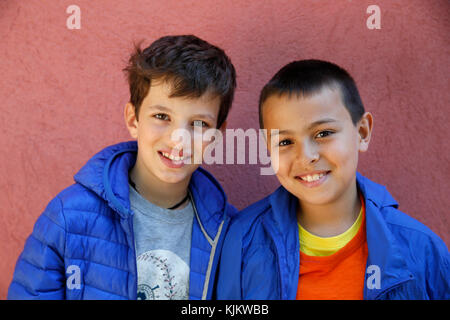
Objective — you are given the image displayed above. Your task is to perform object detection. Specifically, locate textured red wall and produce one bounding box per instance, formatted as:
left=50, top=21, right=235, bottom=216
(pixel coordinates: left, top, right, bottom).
left=0, top=0, right=448, bottom=299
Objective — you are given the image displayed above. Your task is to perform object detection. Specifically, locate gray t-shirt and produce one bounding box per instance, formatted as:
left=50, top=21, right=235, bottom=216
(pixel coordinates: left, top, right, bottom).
left=129, top=184, right=194, bottom=300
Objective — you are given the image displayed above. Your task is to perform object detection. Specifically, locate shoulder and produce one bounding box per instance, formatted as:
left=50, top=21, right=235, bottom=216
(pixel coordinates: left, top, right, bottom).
left=382, top=206, right=450, bottom=298
left=227, top=195, right=273, bottom=248
left=20, top=183, right=101, bottom=258
left=382, top=206, right=449, bottom=258
left=359, top=173, right=449, bottom=294
left=232, top=195, right=271, bottom=226
left=358, top=173, right=448, bottom=255
left=44, top=183, right=118, bottom=235
left=56, top=183, right=110, bottom=215
left=190, top=167, right=237, bottom=218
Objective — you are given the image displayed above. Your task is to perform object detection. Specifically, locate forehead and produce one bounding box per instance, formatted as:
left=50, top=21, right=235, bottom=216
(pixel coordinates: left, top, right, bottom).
left=262, top=87, right=352, bottom=129
left=142, top=81, right=221, bottom=115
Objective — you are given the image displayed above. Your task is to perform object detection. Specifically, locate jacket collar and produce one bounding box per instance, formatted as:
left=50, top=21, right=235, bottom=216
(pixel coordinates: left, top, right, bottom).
left=73, top=141, right=229, bottom=238
left=356, top=173, right=414, bottom=299
left=265, top=173, right=413, bottom=299
left=266, top=185, right=300, bottom=300
left=189, top=167, right=229, bottom=239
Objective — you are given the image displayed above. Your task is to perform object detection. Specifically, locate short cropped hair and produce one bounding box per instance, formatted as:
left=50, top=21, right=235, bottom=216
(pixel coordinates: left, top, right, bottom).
left=259, top=59, right=365, bottom=128
left=123, top=35, right=236, bottom=128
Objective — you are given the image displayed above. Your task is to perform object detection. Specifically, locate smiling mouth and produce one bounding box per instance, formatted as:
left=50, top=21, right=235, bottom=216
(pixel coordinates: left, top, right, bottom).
left=159, top=151, right=187, bottom=162
left=295, top=171, right=331, bottom=183
left=298, top=172, right=326, bottom=182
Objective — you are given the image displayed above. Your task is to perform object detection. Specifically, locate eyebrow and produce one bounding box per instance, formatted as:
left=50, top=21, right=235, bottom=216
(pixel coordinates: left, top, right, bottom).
left=271, top=129, right=293, bottom=137
left=271, top=118, right=338, bottom=136
left=307, top=118, right=338, bottom=130
left=148, top=105, right=216, bottom=122
left=191, top=114, right=216, bottom=122
left=148, top=105, right=172, bottom=112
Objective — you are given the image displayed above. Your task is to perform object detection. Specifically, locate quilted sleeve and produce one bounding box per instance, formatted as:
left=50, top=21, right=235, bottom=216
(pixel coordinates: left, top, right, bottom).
left=7, top=196, right=67, bottom=299
left=426, top=235, right=450, bottom=300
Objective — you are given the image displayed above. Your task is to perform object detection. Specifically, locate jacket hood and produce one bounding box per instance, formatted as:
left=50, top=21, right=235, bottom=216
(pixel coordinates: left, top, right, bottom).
left=73, top=141, right=230, bottom=235
left=74, top=141, right=137, bottom=217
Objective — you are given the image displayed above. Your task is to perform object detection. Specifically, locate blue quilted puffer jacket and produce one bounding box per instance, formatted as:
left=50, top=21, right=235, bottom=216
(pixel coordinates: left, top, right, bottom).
left=8, top=141, right=237, bottom=300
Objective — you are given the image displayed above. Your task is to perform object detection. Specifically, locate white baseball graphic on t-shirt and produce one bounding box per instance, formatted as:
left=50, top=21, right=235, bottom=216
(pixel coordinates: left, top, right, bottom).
left=136, top=249, right=189, bottom=300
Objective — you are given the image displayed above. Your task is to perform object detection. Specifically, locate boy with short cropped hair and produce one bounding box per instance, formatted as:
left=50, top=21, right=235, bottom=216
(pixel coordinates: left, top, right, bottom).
left=8, top=35, right=237, bottom=300
left=216, top=60, right=449, bottom=300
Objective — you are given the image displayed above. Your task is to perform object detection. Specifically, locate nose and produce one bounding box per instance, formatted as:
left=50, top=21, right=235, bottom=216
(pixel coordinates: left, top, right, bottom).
left=296, top=140, right=319, bottom=165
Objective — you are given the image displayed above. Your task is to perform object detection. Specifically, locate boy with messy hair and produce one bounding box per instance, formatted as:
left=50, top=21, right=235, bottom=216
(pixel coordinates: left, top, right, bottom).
left=8, top=35, right=237, bottom=300
left=216, top=60, right=449, bottom=299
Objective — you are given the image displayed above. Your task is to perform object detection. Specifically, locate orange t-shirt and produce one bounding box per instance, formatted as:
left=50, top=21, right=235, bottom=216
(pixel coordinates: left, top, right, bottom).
left=296, top=204, right=368, bottom=300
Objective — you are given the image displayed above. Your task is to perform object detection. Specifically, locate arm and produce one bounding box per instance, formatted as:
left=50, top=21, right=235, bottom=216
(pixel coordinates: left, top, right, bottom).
left=215, top=217, right=243, bottom=299
left=8, top=196, right=67, bottom=299
left=216, top=211, right=281, bottom=300
left=427, top=236, right=450, bottom=300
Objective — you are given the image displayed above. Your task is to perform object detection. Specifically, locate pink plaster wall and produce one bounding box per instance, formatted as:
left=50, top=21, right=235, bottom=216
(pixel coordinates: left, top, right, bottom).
left=0, top=0, right=448, bottom=299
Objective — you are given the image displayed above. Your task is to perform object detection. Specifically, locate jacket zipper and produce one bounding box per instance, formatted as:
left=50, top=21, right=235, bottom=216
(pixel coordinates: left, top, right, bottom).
left=128, top=214, right=138, bottom=300
left=189, top=190, right=222, bottom=300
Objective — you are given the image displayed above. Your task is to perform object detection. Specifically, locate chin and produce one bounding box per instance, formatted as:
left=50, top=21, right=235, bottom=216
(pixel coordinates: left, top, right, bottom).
left=156, top=166, right=197, bottom=185
left=156, top=173, right=189, bottom=185
left=301, top=196, right=337, bottom=207
left=288, top=187, right=338, bottom=207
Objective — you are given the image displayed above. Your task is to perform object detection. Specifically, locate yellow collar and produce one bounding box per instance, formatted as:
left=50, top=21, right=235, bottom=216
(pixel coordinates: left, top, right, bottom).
left=298, top=205, right=364, bottom=257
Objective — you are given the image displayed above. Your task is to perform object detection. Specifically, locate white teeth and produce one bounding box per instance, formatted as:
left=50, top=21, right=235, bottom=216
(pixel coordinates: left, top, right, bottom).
left=300, top=173, right=325, bottom=182
left=162, top=152, right=184, bottom=161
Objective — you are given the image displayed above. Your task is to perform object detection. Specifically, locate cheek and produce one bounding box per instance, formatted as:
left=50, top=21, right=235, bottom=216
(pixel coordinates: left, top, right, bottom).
left=141, top=123, right=171, bottom=147
left=324, top=136, right=359, bottom=172
left=138, top=121, right=159, bottom=137
left=274, top=152, right=294, bottom=178
left=200, top=138, right=213, bottom=152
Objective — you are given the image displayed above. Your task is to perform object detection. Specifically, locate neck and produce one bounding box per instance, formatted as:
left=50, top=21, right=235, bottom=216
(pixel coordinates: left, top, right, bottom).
left=129, top=161, right=190, bottom=210
left=297, top=181, right=361, bottom=237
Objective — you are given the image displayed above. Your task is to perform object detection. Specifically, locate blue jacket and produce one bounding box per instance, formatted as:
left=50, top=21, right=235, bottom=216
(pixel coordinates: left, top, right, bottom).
left=216, top=173, right=449, bottom=300
left=8, top=141, right=237, bottom=300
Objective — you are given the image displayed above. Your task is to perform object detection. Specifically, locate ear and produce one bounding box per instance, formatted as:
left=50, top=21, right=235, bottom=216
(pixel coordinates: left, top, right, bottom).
left=124, top=102, right=139, bottom=139
left=357, top=112, right=373, bottom=152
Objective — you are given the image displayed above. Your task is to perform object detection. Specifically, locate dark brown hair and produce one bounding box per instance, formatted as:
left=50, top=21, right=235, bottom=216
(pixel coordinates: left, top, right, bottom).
left=259, top=59, right=365, bottom=128
left=123, top=35, right=236, bottom=128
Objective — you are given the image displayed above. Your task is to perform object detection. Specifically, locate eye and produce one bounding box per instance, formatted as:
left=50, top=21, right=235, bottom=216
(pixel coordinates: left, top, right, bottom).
left=154, top=113, right=169, bottom=121
left=315, top=130, right=333, bottom=138
left=279, top=139, right=292, bottom=147
left=192, top=120, right=209, bottom=128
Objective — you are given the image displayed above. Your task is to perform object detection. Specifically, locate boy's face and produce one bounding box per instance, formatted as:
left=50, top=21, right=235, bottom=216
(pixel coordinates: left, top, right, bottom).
left=125, top=81, right=222, bottom=185
left=262, top=86, right=372, bottom=207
